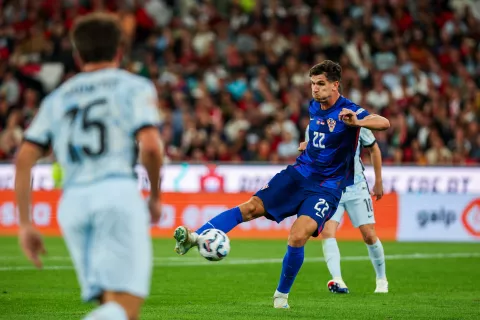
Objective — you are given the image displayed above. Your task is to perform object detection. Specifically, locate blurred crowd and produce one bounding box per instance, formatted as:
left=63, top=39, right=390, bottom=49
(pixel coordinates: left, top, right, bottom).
left=0, top=0, right=479, bottom=165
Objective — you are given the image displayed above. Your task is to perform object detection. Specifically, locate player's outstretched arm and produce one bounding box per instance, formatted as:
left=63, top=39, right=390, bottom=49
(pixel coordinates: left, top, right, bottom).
left=339, top=109, right=390, bottom=131
left=366, top=142, right=384, bottom=200
left=357, top=114, right=390, bottom=131
left=137, top=127, right=164, bottom=223
left=15, top=142, right=48, bottom=268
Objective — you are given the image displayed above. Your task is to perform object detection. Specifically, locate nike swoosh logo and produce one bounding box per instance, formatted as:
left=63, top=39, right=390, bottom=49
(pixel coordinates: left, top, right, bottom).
left=368, top=215, right=373, bottom=218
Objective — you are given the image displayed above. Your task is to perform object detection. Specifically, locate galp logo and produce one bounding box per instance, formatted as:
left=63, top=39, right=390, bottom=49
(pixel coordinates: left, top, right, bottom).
left=461, top=199, right=480, bottom=237
left=417, top=207, right=456, bottom=228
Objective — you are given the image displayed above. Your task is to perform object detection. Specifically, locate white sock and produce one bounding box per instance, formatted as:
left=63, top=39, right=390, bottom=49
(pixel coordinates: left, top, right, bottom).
left=366, top=239, right=386, bottom=279
left=274, top=289, right=288, bottom=298
left=322, top=238, right=342, bottom=279
left=83, top=301, right=128, bottom=320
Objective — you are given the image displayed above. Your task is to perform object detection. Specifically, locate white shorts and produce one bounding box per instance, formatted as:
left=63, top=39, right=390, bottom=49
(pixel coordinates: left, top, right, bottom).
left=330, top=181, right=375, bottom=228
left=58, top=179, right=152, bottom=302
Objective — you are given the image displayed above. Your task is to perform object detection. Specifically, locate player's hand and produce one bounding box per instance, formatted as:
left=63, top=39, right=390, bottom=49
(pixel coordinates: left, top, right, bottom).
left=148, top=197, right=162, bottom=224
left=298, top=141, right=307, bottom=152
left=19, top=225, right=47, bottom=269
left=371, top=181, right=384, bottom=201
left=339, top=108, right=359, bottom=126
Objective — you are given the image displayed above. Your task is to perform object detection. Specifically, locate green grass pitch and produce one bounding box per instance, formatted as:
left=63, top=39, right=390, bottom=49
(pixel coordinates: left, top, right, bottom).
left=0, top=236, right=479, bottom=319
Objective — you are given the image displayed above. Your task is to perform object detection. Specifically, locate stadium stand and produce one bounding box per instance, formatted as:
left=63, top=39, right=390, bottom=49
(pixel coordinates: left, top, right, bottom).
left=0, top=0, right=479, bottom=165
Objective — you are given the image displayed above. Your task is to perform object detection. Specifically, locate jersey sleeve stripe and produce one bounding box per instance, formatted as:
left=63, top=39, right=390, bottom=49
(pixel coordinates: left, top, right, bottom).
left=363, top=140, right=377, bottom=148
left=133, top=124, right=158, bottom=137
left=23, top=137, right=51, bottom=151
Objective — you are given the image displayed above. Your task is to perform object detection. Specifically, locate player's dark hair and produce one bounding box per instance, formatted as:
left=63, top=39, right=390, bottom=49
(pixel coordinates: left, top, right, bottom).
left=309, top=60, right=342, bottom=83
left=70, top=12, right=122, bottom=63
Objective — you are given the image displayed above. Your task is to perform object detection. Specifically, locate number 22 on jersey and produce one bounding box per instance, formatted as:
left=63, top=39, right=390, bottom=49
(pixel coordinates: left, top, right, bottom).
left=312, top=132, right=325, bottom=148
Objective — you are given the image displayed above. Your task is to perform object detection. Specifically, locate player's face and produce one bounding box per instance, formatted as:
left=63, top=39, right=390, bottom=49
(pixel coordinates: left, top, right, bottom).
left=310, top=74, right=339, bottom=103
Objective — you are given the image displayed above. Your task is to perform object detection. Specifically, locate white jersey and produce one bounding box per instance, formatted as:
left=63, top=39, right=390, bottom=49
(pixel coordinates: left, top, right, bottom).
left=304, top=126, right=376, bottom=187
left=352, top=127, right=376, bottom=186
left=24, top=68, right=160, bottom=189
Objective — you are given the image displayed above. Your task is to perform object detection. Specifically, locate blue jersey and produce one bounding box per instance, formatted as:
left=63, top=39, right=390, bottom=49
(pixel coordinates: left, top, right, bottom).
left=294, top=96, right=370, bottom=191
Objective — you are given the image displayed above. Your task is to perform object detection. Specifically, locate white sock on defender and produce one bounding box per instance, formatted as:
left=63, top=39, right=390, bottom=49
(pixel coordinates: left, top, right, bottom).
left=83, top=302, right=128, bottom=320
left=322, top=238, right=342, bottom=279
left=366, top=239, right=386, bottom=279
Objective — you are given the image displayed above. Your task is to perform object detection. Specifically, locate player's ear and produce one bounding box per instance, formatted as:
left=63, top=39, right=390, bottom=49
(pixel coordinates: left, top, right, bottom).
left=333, top=81, right=340, bottom=92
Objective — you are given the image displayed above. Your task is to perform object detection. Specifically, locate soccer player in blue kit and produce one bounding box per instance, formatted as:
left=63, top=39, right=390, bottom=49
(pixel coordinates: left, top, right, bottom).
left=173, top=60, right=390, bottom=308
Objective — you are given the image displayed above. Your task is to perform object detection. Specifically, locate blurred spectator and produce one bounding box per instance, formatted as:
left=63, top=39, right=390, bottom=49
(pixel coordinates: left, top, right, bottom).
left=366, top=75, right=390, bottom=111
left=0, top=0, right=478, bottom=166
left=0, top=70, right=20, bottom=106
left=426, top=134, right=453, bottom=165
left=0, top=110, right=23, bottom=159
left=277, top=130, right=299, bottom=161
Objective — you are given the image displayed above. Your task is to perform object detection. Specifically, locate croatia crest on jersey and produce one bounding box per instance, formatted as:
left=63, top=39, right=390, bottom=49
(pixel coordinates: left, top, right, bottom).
left=327, top=118, right=336, bottom=132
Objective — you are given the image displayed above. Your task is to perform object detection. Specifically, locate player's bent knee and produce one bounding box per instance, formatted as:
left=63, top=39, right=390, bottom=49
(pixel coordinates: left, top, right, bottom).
left=288, top=232, right=309, bottom=247
left=361, top=230, right=377, bottom=245
left=239, top=197, right=265, bottom=221
left=288, top=215, right=318, bottom=247
left=288, top=234, right=305, bottom=247
left=359, top=224, right=377, bottom=245
left=102, top=291, right=144, bottom=320
left=363, top=233, right=377, bottom=245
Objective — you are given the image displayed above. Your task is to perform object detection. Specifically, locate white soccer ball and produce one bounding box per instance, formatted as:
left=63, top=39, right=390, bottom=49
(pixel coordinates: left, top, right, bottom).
left=197, top=229, right=231, bottom=261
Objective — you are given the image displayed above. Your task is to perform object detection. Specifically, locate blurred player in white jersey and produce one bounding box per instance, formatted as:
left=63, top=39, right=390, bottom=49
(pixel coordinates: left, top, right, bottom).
left=15, top=13, right=163, bottom=320
left=299, top=126, right=388, bottom=293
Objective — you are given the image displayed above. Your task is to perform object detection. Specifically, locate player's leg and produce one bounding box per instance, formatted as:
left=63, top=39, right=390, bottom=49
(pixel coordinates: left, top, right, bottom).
left=81, top=180, right=152, bottom=320
left=174, top=196, right=266, bottom=254
left=57, top=192, right=93, bottom=307
left=57, top=191, right=130, bottom=319
left=358, top=223, right=388, bottom=293
left=174, top=166, right=300, bottom=255
left=274, top=189, right=341, bottom=308
left=274, top=215, right=317, bottom=308
left=83, top=292, right=143, bottom=320
left=345, top=192, right=388, bottom=293
left=321, top=213, right=349, bottom=294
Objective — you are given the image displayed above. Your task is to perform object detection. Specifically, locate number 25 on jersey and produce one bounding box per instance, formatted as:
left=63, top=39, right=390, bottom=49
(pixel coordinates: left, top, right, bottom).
left=65, top=99, right=108, bottom=163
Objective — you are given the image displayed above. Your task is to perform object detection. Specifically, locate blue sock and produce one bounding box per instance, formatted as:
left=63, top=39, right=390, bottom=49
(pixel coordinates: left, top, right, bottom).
left=277, top=245, right=305, bottom=294
left=195, top=207, right=243, bottom=235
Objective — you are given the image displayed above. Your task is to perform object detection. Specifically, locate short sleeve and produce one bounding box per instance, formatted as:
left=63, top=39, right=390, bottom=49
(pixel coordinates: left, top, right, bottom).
left=131, top=81, right=161, bottom=136
left=23, top=100, right=52, bottom=151
left=359, top=127, right=376, bottom=147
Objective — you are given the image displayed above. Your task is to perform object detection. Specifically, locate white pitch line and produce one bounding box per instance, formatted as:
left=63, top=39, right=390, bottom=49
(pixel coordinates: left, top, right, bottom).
left=0, top=252, right=479, bottom=271
left=0, top=256, right=200, bottom=262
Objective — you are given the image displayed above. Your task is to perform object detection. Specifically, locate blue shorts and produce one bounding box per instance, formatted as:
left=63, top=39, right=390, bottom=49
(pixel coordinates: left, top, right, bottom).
left=254, top=165, right=343, bottom=237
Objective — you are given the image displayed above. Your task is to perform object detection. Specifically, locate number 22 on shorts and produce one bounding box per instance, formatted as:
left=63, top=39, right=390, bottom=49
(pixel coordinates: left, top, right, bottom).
left=314, top=198, right=329, bottom=218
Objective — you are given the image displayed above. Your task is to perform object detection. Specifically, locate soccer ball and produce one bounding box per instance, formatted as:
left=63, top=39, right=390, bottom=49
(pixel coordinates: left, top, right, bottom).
left=197, top=229, right=230, bottom=261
